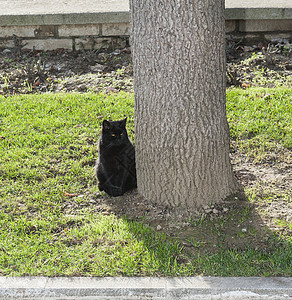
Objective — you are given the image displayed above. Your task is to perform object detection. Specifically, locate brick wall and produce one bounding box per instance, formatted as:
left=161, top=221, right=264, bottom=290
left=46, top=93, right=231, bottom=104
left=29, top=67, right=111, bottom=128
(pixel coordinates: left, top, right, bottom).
left=0, top=18, right=291, bottom=51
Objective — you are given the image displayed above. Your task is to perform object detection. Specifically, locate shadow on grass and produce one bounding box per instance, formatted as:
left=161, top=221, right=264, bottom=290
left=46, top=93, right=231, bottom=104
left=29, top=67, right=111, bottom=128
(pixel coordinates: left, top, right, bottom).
left=101, top=188, right=292, bottom=276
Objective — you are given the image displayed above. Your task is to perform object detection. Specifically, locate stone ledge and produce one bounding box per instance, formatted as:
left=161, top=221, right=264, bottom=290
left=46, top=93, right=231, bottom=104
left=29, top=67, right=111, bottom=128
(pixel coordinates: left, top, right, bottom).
left=0, top=4, right=291, bottom=50
left=0, top=12, right=130, bottom=27
left=239, top=19, right=292, bottom=32
left=1, top=8, right=292, bottom=27
left=225, top=7, right=292, bottom=20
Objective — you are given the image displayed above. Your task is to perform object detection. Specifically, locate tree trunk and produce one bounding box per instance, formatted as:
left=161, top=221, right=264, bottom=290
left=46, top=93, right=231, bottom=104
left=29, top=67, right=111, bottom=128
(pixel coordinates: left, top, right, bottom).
left=130, top=0, right=239, bottom=209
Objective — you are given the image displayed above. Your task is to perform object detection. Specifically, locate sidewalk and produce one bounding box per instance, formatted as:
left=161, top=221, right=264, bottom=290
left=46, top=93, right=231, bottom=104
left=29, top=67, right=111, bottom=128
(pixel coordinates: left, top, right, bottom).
left=0, top=0, right=291, bottom=16
left=0, top=276, right=291, bottom=299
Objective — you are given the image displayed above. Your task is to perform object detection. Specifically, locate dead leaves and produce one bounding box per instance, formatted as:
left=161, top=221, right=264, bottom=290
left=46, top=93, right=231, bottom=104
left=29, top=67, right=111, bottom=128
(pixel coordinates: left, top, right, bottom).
left=64, top=192, right=78, bottom=198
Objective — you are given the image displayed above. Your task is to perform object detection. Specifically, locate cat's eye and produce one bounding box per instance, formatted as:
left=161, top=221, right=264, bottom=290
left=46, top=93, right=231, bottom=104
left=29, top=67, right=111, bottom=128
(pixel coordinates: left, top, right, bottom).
left=111, top=134, right=116, bottom=137
left=120, top=133, right=124, bottom=136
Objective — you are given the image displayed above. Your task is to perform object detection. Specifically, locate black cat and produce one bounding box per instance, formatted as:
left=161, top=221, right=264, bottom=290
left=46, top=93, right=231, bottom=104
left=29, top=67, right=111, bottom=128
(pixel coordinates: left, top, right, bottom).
left=95, top=118, right=137, bottom=197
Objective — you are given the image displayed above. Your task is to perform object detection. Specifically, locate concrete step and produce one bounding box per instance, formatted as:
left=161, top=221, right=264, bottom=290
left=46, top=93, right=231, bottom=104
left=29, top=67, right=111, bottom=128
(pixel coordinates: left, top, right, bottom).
left=0, top=276, right=291, bottom=299
left=0, top=1, right=291, bottom=54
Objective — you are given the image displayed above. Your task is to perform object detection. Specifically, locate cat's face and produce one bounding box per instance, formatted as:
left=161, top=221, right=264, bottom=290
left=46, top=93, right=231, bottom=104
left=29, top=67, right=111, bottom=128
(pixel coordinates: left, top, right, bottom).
left=102, top=118, right=128, bottom=145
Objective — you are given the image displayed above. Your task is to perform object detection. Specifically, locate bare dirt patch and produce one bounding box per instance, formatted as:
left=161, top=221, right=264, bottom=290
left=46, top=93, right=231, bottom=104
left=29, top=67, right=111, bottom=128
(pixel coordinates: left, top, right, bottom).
left=0, top=47, right=133, bottom=95
left=1, top=39, right=291, bottom=95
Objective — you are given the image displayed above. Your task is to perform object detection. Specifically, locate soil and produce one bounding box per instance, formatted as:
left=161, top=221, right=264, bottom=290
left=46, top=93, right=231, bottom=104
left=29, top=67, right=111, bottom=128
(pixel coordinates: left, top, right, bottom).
left=1, top=39, right=291, bottom=253
left=0, top=47, right=133, bottom=95
left=1, top=39, right=291, bottom=95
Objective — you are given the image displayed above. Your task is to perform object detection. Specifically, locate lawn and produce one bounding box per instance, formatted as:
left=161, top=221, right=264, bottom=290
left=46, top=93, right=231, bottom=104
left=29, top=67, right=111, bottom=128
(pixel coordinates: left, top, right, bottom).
left=0, top=89, right=291, bottom=276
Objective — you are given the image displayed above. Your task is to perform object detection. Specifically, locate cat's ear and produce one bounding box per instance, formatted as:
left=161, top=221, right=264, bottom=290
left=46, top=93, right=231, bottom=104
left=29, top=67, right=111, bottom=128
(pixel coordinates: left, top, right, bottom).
left=120, top=118, right=127, bottom=128
left=102, top=120, right=112, bottom=130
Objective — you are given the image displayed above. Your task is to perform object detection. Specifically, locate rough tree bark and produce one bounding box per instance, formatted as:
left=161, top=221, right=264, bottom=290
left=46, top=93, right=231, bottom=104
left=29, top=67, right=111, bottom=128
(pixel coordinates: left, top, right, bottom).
left=130, top=0, right=239, bottom=209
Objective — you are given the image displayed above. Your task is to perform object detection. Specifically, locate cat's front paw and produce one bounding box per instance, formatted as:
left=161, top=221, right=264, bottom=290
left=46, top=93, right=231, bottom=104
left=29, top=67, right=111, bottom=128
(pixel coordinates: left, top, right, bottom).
left=98, top=184, right=104, bottom=191
left=110, top=190, right=123, bottom=197
left=106, top=186, right=123, bottom=197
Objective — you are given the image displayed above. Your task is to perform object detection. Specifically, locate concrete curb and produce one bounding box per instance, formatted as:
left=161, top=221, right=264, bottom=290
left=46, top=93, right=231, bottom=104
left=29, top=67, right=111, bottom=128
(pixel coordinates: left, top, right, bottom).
left=1, top=8, right=292, bottom=27
left=0, top=277, right=291, bottom=299
left=0, top=0, right=292, bottom=27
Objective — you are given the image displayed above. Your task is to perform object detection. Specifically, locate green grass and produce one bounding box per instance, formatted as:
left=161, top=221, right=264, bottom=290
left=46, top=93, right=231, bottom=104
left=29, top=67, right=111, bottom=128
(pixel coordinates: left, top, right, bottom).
left=227, top=87, right=292, bottom=162
left=0, top=89, right=291, bottom=276
left=0, top=213, right=183, bottom=276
